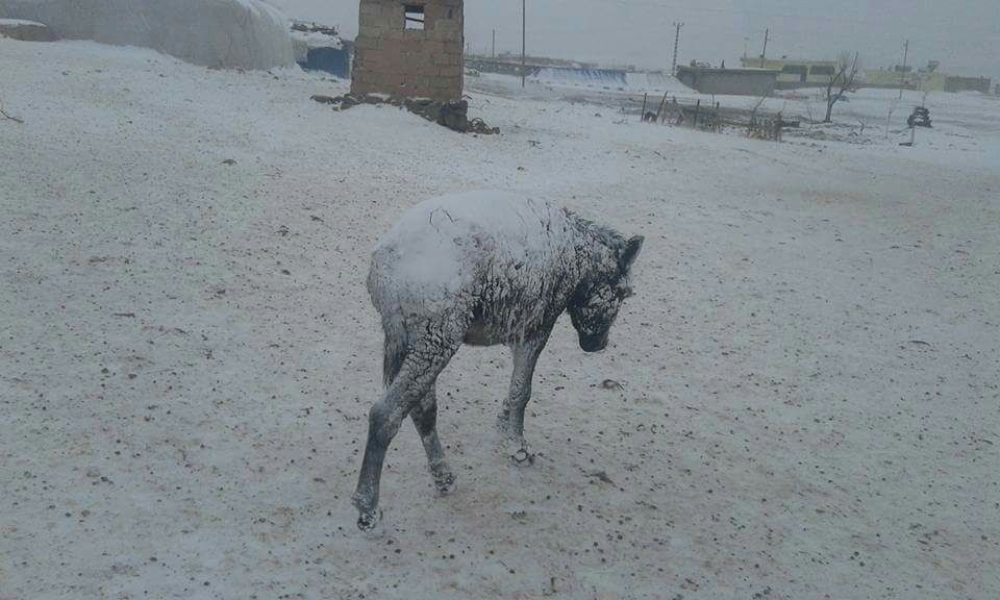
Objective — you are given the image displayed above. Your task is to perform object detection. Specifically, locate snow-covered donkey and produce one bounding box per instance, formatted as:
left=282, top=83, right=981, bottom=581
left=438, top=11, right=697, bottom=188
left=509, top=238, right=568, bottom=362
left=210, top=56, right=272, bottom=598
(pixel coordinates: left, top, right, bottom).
left=353, top=191, right=643, bottom=530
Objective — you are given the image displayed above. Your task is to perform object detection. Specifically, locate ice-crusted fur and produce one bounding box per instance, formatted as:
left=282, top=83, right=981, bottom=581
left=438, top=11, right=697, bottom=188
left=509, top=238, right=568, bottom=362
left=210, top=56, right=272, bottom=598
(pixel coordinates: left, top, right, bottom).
left=353, top=190, right=643, bottom=531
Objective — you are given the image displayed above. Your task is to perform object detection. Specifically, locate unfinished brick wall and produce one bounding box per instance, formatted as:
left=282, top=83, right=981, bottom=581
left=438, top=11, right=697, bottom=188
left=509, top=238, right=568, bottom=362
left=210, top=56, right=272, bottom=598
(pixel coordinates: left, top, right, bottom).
left=351, top=0, right=464, bottom=101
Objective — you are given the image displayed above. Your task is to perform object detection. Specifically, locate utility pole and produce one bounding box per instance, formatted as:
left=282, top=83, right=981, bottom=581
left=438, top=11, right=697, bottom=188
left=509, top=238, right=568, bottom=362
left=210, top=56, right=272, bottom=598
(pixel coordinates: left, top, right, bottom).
left=492, top=29, right=496, bottom=60
left=760, top=28, right=769, bottom=68
left=521, top=0, right=526, bottom=87
left=743, top=37, right=749, bottom=61
left=671, top=22, right=683, bottom=76
left=898, top=39, right=909, bottom=99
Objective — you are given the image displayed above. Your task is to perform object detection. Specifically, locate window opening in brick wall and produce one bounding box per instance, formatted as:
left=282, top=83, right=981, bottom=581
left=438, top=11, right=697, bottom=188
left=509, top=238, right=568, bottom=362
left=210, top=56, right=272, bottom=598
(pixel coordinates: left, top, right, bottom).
left=404, top=5, right=425, bottom=30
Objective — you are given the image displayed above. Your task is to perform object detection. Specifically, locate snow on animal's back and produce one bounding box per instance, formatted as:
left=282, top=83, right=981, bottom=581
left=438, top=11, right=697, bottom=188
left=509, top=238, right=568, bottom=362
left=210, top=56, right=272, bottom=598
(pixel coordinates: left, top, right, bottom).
left=371, top=191, right=575, bottom=309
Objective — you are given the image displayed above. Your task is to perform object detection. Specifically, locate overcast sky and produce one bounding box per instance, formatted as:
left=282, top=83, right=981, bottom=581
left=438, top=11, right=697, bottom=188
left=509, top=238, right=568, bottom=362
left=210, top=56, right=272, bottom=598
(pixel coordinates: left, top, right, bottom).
left=270, top=0, right=999, bottom=78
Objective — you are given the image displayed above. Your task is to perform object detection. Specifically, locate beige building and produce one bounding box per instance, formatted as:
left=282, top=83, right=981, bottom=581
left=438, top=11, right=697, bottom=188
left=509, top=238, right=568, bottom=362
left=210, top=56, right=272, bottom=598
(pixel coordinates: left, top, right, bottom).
left=351, top=0, right=464, bottom=101
left=739, top=57, right=839, bottom=88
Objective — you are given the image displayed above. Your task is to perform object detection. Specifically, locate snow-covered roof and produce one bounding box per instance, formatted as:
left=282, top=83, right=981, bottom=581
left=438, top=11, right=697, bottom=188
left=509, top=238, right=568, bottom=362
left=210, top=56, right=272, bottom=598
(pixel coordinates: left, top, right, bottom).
left=0, top=18, right=47, bottom=27
left=290, top=28, right=343, bottom=50
left=289, top=23, right=343, bottom=50
left=0, top=0, right=295, bottom=70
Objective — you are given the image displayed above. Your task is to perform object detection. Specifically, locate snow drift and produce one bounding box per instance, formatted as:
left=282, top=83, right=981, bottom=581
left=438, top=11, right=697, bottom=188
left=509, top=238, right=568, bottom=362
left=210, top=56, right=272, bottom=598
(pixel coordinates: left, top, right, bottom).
left=0, top=0, right=294, bottom=69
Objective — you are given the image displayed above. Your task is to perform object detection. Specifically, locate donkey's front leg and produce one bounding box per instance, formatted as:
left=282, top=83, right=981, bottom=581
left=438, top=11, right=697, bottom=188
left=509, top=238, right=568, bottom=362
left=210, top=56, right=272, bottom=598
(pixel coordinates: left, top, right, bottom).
left=498, top=332, right=550, bottom=465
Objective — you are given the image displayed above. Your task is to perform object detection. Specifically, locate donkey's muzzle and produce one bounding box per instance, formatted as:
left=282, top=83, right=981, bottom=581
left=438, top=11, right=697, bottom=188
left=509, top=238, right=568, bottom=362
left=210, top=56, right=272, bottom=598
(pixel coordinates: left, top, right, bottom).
left=579, top=333, right=608, bottom=353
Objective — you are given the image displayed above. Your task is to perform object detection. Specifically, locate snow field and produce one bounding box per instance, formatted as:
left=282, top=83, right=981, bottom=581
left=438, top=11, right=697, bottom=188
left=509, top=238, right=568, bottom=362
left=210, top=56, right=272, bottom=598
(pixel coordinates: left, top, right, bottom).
left=1, top=39, right=998, bottom=599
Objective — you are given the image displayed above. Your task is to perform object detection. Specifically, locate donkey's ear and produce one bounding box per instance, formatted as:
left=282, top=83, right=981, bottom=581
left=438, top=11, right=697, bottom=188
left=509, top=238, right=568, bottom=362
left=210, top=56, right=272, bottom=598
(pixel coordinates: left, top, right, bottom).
left=619, top=235, right=644, bottom=272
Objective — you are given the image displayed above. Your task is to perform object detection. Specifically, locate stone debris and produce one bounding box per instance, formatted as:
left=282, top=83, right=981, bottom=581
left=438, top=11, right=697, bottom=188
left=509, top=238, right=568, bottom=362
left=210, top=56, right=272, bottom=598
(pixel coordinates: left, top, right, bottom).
left=311, top=93, right=498, bottom=134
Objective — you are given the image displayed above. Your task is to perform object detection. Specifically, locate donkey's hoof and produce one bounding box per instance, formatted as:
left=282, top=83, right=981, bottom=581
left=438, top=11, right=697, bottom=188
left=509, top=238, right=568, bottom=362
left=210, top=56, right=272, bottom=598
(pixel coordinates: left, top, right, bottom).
left=502, top=437, right=535, bottom=466
left=511, top=447, right=535, bottom=466
left=356, top=509, right=382, bottom=532
left=503, top=439, right=535, bottom=466
left=433, top=470, right=457, bottom=494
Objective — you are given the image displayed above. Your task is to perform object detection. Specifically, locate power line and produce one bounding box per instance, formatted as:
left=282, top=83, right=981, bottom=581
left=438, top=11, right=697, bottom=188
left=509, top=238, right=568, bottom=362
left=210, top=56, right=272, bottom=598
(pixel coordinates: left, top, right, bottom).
left=476, top=18, right=917, bottom=68
left=671, top=22, right=683, bottom=76
left=547, top=0, right=876, bottom=26
left=474, top=0, right=959, bottom=72
left=521, top=0, right=527, bottom=88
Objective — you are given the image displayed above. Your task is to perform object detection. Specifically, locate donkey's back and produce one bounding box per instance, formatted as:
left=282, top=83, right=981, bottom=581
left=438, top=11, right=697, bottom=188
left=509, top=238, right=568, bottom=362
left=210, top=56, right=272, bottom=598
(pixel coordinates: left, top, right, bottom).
left=367, top=190, right=576, bottom=323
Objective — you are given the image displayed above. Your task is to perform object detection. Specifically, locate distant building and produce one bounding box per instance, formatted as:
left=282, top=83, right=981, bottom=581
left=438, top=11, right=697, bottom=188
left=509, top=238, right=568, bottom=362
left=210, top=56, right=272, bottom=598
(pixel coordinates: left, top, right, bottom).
left=864, top=68, right=942, bottom=91
left=739, top=57, right=839, bottom=88
left=676, top=65, right=777, bottom=96
left=864, top=69, right=991, bottom=93
left=351, top=0, right=464, bottom=101
left=741, top=56, right=993, bottom=94
left=943, top=75, right=992, bottom=94
left=291, top=22, right=351, bottom=78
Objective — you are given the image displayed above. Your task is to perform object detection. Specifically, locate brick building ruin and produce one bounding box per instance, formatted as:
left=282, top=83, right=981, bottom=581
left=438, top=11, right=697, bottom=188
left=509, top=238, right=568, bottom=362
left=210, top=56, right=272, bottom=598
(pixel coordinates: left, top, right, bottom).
left=351, top=0, right=464, bottom=101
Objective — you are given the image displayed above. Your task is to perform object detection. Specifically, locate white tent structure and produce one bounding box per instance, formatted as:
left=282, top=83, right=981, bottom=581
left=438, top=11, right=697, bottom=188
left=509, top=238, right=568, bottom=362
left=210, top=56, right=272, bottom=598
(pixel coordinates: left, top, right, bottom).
left=0, top=0, right=295, bottom=70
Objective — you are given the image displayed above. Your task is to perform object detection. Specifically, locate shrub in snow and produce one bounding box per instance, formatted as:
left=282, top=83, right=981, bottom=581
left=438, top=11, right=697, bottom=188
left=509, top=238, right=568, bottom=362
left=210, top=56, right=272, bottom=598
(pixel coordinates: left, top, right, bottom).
left=0, top=0, right=294, bottom=69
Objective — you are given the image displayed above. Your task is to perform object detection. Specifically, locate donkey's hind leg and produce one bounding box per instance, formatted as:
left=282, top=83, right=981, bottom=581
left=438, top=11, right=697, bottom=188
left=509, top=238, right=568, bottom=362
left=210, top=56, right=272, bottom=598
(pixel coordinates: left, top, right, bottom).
left=352, top=342, right=458, bottom=531
left=411, top=383, right=456, bottom=494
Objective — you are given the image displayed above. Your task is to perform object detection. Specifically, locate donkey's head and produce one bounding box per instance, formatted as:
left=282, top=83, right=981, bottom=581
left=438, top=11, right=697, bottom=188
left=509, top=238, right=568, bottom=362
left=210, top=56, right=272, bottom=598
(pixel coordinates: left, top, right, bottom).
left=568, top=234, right=644, bottom=352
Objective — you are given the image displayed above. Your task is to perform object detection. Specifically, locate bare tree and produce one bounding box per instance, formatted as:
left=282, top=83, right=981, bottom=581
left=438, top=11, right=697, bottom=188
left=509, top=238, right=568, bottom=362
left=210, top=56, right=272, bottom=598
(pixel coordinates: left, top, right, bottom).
left=823, top=52, right=860, bottom=123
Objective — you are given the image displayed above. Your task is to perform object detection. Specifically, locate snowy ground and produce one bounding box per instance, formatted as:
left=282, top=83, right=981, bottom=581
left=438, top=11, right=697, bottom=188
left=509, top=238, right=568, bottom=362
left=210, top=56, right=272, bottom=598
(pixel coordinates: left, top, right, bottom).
left=472, top=70, right=1000, bottom=151
left=2, top=39, right=999, bottom=600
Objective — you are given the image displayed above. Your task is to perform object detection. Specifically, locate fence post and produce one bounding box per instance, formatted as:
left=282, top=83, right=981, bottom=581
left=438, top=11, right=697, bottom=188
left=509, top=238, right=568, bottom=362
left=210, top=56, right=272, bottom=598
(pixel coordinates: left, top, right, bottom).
left=641, top=93, right=648, bottom=122
left=694, top=99, right=700, bottom=128
left=655, top=91, right=669, bottom=122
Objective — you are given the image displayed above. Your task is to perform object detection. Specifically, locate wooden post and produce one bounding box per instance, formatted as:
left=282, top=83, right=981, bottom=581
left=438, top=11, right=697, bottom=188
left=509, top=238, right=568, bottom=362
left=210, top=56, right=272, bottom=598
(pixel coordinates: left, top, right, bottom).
left=655, top=90, right=669, bottom=122
left=641, top=93, right=648, bottom=121
left=760, top=28, right=769, bottom=69
left=521, top=0, right=526, bottom=88
left=898, top=39, right=908, bottom=100
left=694, top=99, right=700, bottom=128
left=671, top=22, right=684, bottom=76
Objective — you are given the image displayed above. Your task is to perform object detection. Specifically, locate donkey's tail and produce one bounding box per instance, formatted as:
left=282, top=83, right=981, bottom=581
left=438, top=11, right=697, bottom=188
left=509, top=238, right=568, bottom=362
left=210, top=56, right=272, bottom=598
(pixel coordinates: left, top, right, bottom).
left=368, top=250, right=408, bottom=388
left=381, top=316, right=408, bottom=388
